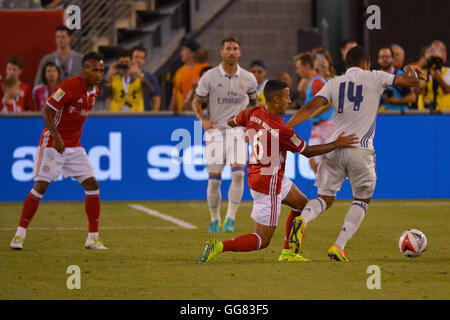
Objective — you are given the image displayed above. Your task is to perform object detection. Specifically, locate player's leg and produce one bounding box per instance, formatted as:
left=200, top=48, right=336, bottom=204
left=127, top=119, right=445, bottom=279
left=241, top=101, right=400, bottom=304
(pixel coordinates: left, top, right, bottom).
left=198, top=186, right=279, bottom=263
left=205, top=130, right=226, bottom=233
left=329, top=149, right=376, bottom=261
left=207, top=172, right=223, bottom=233
left=68, top=147, right=106, bottom=249
left=223, top=128, right=247, bottom=232
left=280, top=178, right=308, bottom=252
left=223, top=164, right=245, bottom=232
left=300, top=150, right=344, bottom=227
left=10, top=180, right=50, bottom=249
left=11, top=146, right=62, bottom=249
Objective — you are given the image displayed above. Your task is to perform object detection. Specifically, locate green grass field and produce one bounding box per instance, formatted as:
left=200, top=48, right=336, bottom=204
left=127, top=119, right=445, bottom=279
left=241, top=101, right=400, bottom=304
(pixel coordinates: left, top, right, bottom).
left=1, top=200, right=449, bottom=300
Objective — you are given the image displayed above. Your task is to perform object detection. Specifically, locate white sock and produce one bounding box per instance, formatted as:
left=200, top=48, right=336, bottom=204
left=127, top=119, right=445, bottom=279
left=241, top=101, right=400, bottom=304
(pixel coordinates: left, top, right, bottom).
left=15, top=226, right=27, bottom=239
left=207, top=176, right=222, bottom=222
left=88, top=232, right=99, bottom=240
left=301, top=197, right=327, bottom=226
left=226, top=169, right=245, bottom=220
left=335, top=201, right=368, bottom=250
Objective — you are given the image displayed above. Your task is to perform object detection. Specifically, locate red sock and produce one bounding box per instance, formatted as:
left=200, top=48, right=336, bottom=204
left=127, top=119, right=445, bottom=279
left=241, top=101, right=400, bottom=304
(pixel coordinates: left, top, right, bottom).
left=85, top=191, right=100, bottom=233
left=283, top=209, right=301, bottom=249
left=223, top=233, right=261, bottom=252
left=18, top=190, right=43, bottom=229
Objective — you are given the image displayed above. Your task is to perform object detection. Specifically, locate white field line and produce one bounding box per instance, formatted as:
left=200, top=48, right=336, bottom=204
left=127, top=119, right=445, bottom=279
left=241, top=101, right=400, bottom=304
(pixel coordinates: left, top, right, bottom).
left=128, top=204, right=197, bottom=229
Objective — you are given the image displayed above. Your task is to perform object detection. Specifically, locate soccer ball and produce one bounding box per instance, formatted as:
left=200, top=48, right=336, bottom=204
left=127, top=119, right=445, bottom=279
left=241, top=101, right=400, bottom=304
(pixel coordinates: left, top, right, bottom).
left=399, top=229, right=428, bottom=258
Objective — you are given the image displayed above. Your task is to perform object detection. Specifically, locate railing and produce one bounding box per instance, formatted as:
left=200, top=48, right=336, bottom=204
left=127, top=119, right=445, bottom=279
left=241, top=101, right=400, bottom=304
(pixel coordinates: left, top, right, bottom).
left=61, top=0, right=139, bottom=54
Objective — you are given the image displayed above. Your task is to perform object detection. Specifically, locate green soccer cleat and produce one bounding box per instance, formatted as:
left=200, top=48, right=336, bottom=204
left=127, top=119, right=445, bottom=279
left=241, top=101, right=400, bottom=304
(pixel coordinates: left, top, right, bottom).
left=10, top=235, right=24, bottom=250
left=278, top=249, right=311, bottom=262
left=85, top=238, right=108, bottom=250
left=289, top=216, right=305, bottom=254
left=198, top=238, right=223, bottom=264
left=208, top=220, right=221, bottom=233
left=222, top=217, right=235, bottom=233
left=328, top=244, right=349, bottom=262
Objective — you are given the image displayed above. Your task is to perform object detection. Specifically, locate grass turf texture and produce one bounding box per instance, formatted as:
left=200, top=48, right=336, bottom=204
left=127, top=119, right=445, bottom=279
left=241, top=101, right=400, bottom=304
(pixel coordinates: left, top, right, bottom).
left=0, top=200, right=449, bottom=300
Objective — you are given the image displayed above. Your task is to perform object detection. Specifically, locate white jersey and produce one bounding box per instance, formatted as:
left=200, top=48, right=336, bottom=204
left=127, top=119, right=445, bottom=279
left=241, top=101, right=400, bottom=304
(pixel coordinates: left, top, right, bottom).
left=316, top=67, right=395, bottom=150
left=195, top=63, right=258, bottom=130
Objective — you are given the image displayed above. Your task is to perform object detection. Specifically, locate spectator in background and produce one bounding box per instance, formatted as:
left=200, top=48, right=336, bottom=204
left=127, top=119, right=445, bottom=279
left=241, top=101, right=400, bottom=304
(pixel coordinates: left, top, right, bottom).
left=418, top=46, right=450, bottom=111
left=391, top=44, right=405, bottom=71
left=34, top=26, right=83, bottom=85
left=131, top=45, right=161, bottom=111
left=32, top=61, right=60, bottom=111
left=249, top=59, right=268, bottom=106
left=184, top=65, right=213, bottom=111
left=169, top=39, right=209, bottom=112
left=313, top=48, right=336, bottom=80
left=431, top=40, right=447, bottom=66
left=334, top=39, right=357, bottom=75
left=0, top=56, right=33, bottom=111
left=1, top=78, right=22, bottom=113
left=412, top=46, right=428, bottom=69
left=102, top=49, right=153, bottom=112
left=0, top=0, right=40, bottom=8
left=277, top=71, right=299, bottom=109
left=294, top=52, right=333, bottom=173
left=378, top=47, right=416, bottom=111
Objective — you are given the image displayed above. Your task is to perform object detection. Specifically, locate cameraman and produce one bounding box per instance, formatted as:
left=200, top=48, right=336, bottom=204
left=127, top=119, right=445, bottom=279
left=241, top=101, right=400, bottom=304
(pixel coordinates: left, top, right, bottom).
left=418, top=46, right=450, bottom=111
left=378, top=47, right=416, bottom=111
left=102, top=49, right=154, bottom=112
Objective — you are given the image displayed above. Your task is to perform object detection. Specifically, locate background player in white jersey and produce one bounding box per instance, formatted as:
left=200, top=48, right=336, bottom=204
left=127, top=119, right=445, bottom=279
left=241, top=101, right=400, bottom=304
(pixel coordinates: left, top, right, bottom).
left=193, top=36, right=258, bottom=233
left=287, top=46, right=424, bottom=261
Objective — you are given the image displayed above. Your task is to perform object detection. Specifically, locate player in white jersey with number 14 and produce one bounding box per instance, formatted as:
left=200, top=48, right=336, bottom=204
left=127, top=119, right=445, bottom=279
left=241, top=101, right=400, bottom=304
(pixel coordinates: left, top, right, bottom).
left=287, top=46, right=423, bottom=261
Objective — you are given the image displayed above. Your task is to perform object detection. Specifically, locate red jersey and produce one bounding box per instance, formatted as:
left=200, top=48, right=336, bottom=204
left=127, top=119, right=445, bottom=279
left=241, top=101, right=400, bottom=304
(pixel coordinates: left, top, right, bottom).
left=0, top=80, right=32, bottom=111
left=39, top=76, right=98, bottom=148
left=234, top=107, right=306, bottom=195
left=1, top=97, right=23, bottom=113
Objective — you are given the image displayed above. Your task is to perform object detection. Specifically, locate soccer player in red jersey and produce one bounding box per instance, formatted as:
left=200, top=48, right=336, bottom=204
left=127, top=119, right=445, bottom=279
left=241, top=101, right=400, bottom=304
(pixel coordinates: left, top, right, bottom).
left=10, top=52, right=106, bottom=250
left=198, top=80, right=358, bottom=263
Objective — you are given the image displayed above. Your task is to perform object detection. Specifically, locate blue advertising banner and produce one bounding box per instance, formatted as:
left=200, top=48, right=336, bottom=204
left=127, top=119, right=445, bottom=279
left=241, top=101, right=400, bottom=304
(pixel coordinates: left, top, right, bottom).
left=0, top=114, right=449, bottom=201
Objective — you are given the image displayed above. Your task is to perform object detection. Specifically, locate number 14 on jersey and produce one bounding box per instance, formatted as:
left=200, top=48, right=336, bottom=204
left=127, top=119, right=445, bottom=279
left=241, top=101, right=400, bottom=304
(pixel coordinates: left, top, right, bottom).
left=338, top=81, right=364, bottom=113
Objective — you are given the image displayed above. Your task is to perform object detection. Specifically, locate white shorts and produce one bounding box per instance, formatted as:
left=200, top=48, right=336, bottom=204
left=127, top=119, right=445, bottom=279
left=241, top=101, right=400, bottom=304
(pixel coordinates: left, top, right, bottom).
left=33, top=147, right=96, bottom=183
left=308, top=120, right=334, bottom=162
left=250, top=176, right=293, bottom=227
left=204, top=127, right=248, bottom=173
left=315, top=148, right=376, bottom=199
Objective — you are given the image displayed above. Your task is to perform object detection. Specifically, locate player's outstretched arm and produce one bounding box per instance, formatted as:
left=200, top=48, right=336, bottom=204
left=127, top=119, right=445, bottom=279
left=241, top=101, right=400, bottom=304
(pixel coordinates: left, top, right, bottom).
left=286, top=96, right=328, bottom=128
left=393, top=65, right=424, bottom=88
left=301, top=132, right=358, bottom=158
left=41, top=104, right=65, bottom=154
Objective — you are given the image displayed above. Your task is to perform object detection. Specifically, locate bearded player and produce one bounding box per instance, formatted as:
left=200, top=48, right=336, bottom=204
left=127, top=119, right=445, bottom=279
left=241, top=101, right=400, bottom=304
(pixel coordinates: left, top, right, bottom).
left=10, top=52, right=107, bottom=250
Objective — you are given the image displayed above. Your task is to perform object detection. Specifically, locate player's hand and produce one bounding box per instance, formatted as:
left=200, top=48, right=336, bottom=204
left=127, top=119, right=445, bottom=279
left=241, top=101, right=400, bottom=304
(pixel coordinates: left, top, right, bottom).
left=53, top=135, right=65, bottom=154
left=334, top=132, right=359, bottom=149
left=201, top=119, right=216, bottom=131
left=404, top=65, right=425, bottom=81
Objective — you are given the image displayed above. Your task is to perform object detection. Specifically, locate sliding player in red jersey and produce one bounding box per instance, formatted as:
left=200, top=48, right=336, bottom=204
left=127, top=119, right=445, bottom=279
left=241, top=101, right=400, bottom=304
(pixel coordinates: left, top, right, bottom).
left=198, top=80, right=358, bottom=263
left=10, top=52, right=107, bottom=250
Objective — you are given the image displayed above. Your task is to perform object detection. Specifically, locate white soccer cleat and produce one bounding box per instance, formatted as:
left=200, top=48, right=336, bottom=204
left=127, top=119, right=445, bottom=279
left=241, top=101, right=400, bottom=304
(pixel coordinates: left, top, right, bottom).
left=10, top=235, right=24, bottom=250
left=85, top=238, right=108, bottom=250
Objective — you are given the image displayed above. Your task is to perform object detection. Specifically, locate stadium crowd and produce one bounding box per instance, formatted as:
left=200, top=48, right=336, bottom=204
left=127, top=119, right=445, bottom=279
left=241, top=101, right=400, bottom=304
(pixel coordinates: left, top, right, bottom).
left=1, top=25, right=449, bottom=114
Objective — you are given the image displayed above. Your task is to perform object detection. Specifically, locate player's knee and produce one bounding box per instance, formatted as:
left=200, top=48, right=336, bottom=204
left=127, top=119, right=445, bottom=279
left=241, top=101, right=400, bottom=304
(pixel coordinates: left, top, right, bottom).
left=318, top=194, right=335, bottom=209
left=231, top=167, right=245, bottom=187
left=82, top=177, right=99, bottom=191
left=33, top=180, right=50, bottom=195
